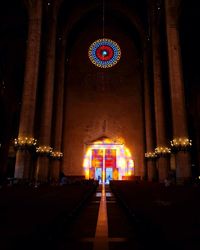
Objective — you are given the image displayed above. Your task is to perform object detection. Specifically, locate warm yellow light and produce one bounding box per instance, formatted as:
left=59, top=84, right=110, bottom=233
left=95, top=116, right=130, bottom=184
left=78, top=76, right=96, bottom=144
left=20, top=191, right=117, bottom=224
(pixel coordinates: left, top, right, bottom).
left=145, top=151, right=157, bottom=158
left=129, top=159, right=134, bottom=168
left=85, top=169, right=90, bottom=179
left=83, top=137, right=134, bottom=180
left=14, top=136, right=37, bottom=148
left=125, top=148, right=131, bottom=157
left=118, top=158, right=126, bottom=168
left=36, top=145, right=53, bottom=154
left=94, top=140, right=100, bottom=144
left=50, top=151, right=63, bottom=159
left=104, top=138, right=111, bottom=143
left=86, top=148, right=91, bottom=157
left=102, top=171, right=105, bottom=183
left=170, top=137, right=192, bottom=149
left=128, top=170, right=132, bottom=176
left=83, top=158, right=90, bottom=168
left=155, top=146, right=171, bottom=155
left=114, top=136, right=125, bottom=144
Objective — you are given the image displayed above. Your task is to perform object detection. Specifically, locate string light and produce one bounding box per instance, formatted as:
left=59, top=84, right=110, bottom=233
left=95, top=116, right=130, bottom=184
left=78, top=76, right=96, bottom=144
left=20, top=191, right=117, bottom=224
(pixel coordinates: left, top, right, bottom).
left=14, top=137, right=37, bottom=149
left=155, top=146, right=171, bottom=156
left=36, top=145, right=53, bottom=156
left=145, top=151, right=157, bottom=159
left=50, top=151, right=63, bottom=160
left=170, top=137, right=192, bottom=151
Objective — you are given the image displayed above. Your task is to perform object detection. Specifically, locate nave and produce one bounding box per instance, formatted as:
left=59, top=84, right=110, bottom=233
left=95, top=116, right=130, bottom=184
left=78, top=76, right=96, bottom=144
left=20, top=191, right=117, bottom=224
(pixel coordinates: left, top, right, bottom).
left=58, top=184, right=140, bottom=250
left=1, top=180, right=200, bottom=250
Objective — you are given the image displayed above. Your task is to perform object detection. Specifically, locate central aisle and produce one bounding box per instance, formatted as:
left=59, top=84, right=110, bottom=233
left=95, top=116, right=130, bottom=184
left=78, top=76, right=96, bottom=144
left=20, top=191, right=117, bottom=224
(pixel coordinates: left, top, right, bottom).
left=93, top=184, right=140, bottom=250
left=93, top=184, right=109, bottom=250
left=58, top=183, right=140, bottom=250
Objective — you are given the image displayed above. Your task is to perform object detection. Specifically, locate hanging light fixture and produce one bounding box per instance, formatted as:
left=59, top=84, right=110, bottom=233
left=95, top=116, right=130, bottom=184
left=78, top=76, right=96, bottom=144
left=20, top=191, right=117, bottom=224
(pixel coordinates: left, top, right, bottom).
left=88, top=0, right=121, bottom=68
left=170, top=137, right=192, bottom=152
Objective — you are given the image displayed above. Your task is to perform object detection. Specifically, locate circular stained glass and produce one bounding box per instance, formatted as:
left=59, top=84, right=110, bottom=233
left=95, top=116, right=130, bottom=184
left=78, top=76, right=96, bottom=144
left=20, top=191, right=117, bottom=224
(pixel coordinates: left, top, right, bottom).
left=88, top=38, right=121, bottom=68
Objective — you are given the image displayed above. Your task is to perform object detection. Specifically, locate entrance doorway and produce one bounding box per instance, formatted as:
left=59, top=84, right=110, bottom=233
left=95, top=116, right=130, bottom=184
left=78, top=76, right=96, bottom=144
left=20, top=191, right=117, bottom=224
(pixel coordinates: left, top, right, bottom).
left=83, top=137, right=134, bottom=183
left=106, top=168, right=113, bottom=184
left=95, top=168, right=102, bottom=183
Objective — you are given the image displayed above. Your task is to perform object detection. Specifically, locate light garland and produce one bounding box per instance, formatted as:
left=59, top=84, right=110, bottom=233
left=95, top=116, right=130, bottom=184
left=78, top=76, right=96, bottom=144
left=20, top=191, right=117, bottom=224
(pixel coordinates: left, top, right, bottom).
left=145, top=151, right=157, bottom=159
left=155, top=146, right=171, bottom=156
left=50, top=151, right=63, bottom=160
left=36, top=145, right=53, bottom=156
left=170, top=137, right=192, bottom=151
left=14, top=137, right=37, bottom=149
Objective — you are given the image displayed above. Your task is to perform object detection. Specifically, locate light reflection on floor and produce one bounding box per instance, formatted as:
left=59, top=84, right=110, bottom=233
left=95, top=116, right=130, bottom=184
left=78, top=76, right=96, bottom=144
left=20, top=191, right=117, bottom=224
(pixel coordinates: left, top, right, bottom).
left=93, top=183, right=109, bottom=250
left=95, top=192, right=112, bottom=197
left=106, top=192, right=112, bottom=197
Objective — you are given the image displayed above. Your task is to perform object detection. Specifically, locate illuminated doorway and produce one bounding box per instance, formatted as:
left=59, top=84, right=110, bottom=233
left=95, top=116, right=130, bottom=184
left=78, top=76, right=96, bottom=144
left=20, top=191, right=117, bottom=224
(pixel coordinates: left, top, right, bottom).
left=83, top=137, right=134, bottom=183
left=106, top=168, right=113, bottom=184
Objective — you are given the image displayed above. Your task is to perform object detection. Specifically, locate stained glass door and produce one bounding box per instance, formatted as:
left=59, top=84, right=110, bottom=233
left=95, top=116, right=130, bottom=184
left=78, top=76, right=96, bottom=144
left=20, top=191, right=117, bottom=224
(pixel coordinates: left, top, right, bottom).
left=92, top=148, right=117, bottom=183
left=92, top=149, right=103, bottom=182
left=105, top=149, right=116, bottom=182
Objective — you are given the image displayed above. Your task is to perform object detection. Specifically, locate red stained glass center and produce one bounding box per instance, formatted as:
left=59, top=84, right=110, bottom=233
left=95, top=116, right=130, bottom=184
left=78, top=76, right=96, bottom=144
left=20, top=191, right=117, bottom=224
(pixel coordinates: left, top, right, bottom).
left=96, top=45, right=114, bottom=61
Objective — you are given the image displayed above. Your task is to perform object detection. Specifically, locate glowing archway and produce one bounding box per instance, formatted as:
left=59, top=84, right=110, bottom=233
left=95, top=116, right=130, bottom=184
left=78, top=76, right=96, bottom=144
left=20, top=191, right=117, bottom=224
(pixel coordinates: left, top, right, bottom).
left=83, top=137, right=134, bottom=182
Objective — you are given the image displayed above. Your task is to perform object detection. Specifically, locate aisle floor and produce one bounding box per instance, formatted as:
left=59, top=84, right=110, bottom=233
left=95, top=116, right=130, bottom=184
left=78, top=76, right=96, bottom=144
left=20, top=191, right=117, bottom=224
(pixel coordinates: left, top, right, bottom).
left=57, top=184, right=141, bottom=250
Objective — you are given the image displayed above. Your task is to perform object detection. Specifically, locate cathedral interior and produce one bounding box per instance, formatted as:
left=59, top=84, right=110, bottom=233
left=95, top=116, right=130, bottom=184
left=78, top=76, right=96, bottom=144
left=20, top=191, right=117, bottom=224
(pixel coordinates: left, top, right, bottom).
left=0, top=0, right=200, bottom=249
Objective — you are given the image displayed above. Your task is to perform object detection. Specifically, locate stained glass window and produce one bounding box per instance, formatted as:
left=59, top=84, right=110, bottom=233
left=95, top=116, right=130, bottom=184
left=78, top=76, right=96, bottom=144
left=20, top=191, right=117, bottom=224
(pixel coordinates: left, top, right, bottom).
left=88, top=38, right=121, bottom=68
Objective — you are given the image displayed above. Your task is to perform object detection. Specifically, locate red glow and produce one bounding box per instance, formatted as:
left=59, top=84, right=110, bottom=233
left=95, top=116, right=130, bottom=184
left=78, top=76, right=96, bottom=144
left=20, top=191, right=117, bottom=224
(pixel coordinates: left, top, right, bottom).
left=96, top=45, right=114, bottom=61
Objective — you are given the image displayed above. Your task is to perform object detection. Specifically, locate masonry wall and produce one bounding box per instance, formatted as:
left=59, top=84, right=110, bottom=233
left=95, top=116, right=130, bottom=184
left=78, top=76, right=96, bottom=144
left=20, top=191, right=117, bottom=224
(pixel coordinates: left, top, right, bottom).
left=62, top=21, right=145, bottom=177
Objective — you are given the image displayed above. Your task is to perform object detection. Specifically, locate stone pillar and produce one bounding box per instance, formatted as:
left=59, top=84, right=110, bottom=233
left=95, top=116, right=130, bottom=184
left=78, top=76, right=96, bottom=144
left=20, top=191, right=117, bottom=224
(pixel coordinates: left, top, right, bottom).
left=165, top=0, right=191, bottom=183
left=143, top=46, right=157, bottom=181
left=151, top=2, right=170, bottom=182
left=36, top=1, right=58, bottom=182
left=14, top=0, right=42, bottom=179
left=50, top=38, right=66, bottom=182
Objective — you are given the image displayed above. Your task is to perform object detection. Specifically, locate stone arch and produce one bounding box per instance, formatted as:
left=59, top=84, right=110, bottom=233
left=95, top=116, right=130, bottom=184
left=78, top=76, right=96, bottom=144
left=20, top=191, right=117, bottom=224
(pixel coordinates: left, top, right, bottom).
left=58, top=1, right=146, bottom=48
left=83, top=136, right=134, bottom=182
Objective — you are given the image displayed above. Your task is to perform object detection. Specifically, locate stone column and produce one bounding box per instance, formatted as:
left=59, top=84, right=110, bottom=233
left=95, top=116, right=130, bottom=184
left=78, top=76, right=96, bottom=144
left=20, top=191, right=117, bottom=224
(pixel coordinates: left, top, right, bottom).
left=165, top=0, right=191, bottom=183
left=14, top=0, right=42, bottom=179
left=50, top=37, right=66, bottom=182
left=151, top=2, right=170, bottom=182
left=36, top=1, right=58, bottom=182
left=143, top=46, right=157, bottom=181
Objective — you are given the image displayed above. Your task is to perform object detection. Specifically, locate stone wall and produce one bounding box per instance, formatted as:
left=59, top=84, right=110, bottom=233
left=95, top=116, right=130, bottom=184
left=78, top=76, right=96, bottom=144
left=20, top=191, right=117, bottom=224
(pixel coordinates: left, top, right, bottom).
left=62, top=21, right=145, bottom=177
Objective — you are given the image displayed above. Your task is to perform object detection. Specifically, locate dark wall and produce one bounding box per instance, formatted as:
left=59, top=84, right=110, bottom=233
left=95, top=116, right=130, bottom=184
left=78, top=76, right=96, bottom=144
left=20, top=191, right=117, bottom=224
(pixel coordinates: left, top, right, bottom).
left=179, top=0, right=200, bottom=175
left=0, top=0, right=27, bottom=180
left=62, top=15, right=145, bottom=176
